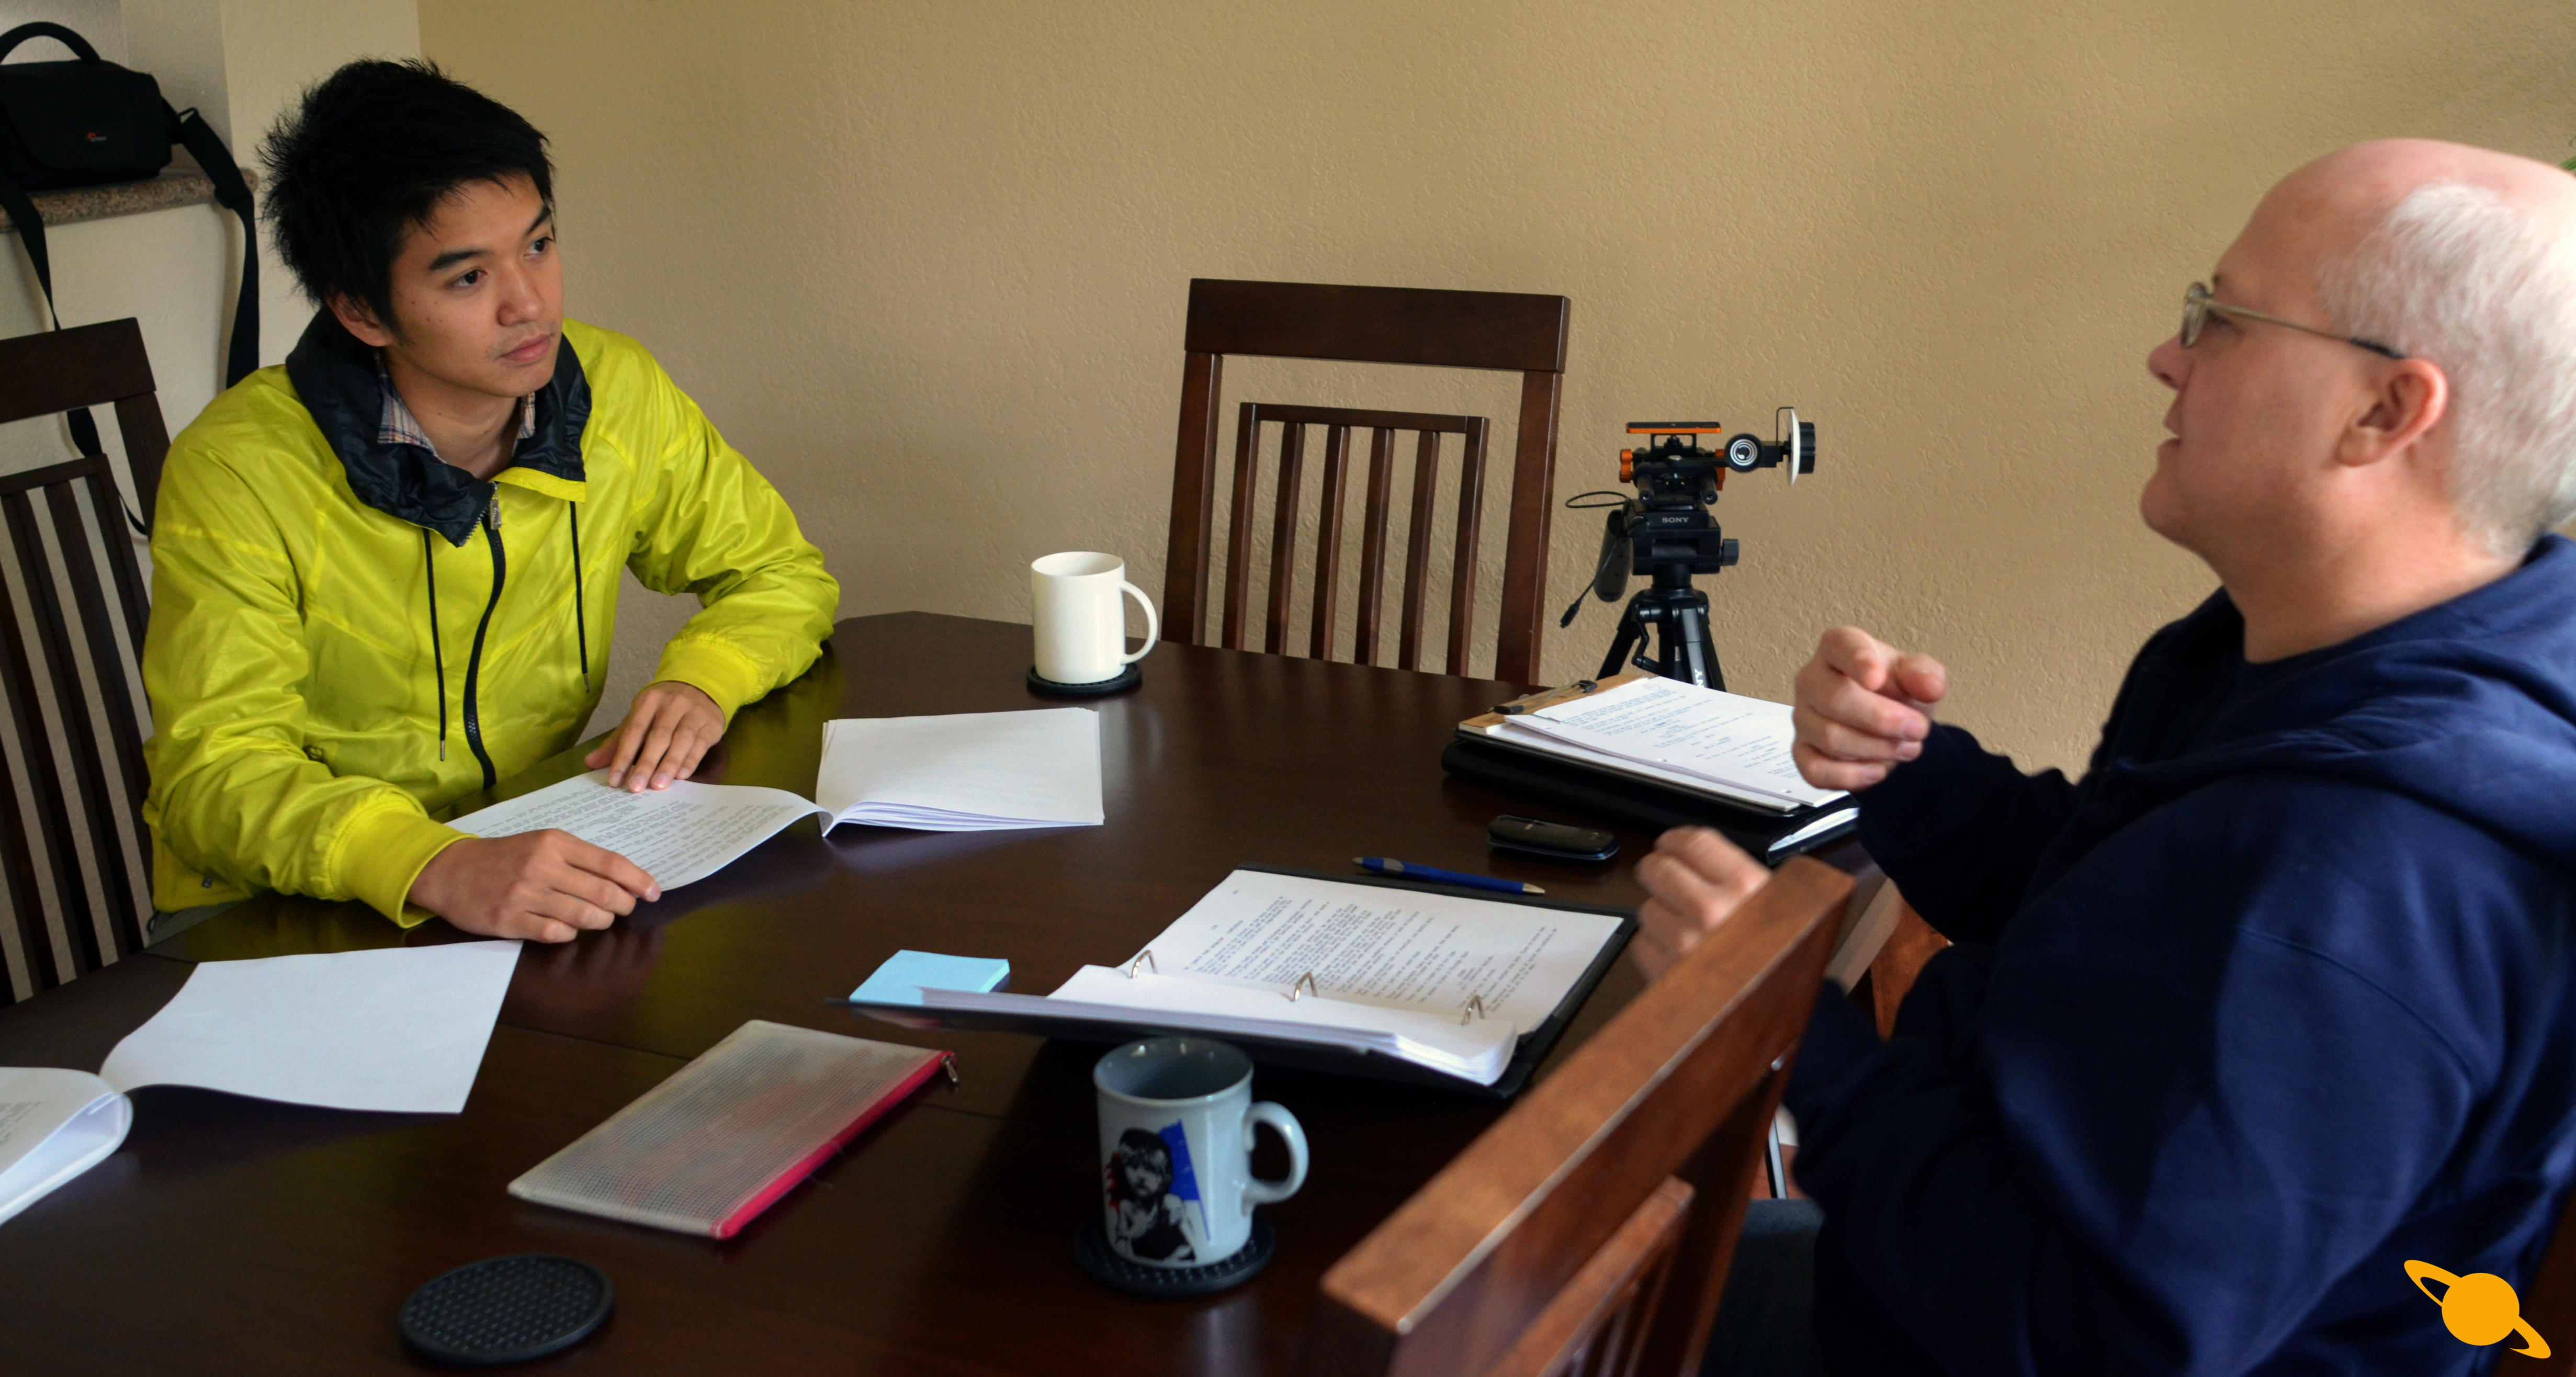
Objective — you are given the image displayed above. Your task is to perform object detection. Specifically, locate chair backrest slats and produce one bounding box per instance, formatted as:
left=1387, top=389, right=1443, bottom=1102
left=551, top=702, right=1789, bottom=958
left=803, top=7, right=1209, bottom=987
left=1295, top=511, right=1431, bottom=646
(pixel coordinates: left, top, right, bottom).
left=1397, top=430, right=1441, bottom=672
left=47, top=483, right=148, bottom=819
left=1262, top=420, right=1307, bottom=656
left=1308, top=424, right=1353, bottom=661
left=85, top=464, right=151, bottom=644
left=1446, top=417, right=1491, bottom=676
left=0, top=548, right=103, bottom=976
left=1223, top=402, right=1499, bottom=675
left=0, top=734, right=54, bottom=991
left=0, top=320, right=169, bottom=1003
left=2, top=490, right=139, bottom=963
left=1165, top=280, right=1568, bottom=683
left=1352, top=427, right=1397, bottom=665
left=1298, top=858, right=1853, bottom=1377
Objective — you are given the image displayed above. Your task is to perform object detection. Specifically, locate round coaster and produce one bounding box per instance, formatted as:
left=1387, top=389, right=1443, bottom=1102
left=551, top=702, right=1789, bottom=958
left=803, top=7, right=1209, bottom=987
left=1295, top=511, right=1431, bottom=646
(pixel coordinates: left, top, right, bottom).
left=398, top=1254, right=614, bottom=1367
left=1078, top=1213, right=1275, bottom=1298
left=1028, top=663, right=1143, bottom=697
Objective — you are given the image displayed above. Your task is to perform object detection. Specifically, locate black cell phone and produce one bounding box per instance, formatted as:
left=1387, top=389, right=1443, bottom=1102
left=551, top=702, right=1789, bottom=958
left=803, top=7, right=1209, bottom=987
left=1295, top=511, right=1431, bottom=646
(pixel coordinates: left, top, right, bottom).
left=1487, top=815, right=1619, bottom=863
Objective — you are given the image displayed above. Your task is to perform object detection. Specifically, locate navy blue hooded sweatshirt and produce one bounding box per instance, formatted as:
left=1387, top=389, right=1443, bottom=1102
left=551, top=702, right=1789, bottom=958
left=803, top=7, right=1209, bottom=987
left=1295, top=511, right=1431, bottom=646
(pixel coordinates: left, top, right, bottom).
left=1783, top=535, right=2576, bottom=1375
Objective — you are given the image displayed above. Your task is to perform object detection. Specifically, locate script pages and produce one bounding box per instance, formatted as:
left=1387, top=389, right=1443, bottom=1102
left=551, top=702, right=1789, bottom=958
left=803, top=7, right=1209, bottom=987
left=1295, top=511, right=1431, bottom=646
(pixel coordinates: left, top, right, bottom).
left=917, top=871, right=1626, bottom=1086
left=817, top=708, right=1102, bottom=830
left=1479, top=674, right=1847, bottom=814
left=449, top=710, right=1108, bottom=890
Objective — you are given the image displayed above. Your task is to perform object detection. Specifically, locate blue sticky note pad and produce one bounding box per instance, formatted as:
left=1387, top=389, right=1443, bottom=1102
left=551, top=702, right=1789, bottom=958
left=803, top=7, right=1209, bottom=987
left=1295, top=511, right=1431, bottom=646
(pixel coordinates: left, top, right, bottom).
left=850, top=950, right=1011, bottom=1006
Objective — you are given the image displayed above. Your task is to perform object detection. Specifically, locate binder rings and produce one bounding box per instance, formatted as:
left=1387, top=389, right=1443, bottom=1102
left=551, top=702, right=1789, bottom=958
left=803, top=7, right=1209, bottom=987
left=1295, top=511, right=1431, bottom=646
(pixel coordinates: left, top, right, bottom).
left=509, top=1021, right=951, bottom=1238
left=845, top=867, right=1635, bottom=1100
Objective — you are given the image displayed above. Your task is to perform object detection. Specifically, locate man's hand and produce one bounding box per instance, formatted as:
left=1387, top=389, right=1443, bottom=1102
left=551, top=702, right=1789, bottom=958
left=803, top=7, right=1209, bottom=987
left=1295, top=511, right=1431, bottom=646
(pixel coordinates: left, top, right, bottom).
left=585, top=680, right=724, bottom=792
left=1631, top=827, right=1773, bottom=982
left=409, top=832, right=660, bottom=943
left=1792, top=626, right=1949, bottom=792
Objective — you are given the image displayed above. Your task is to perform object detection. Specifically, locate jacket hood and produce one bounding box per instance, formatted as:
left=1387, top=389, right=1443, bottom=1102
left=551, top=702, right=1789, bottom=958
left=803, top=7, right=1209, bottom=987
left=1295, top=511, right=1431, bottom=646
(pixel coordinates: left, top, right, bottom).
left=284, top=309, right=592, bottom=546
left=2111, top=535, right=2576, bottom=870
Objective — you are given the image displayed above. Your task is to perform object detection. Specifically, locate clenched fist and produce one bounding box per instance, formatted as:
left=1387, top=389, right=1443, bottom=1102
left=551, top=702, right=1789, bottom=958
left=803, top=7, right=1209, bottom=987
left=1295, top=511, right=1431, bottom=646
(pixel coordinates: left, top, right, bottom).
left=1791, top=626, right=1949, bottom=792
left=1631, top=826, right=1773, bottom=983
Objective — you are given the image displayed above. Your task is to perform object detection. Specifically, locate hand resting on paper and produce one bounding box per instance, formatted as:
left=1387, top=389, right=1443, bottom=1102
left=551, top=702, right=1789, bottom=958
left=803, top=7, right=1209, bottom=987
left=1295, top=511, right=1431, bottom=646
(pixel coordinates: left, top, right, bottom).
left=1630, top=826, right=1772, bottom=983
left=584, top=679, right=725, bottom=793
left=1791, top=626, right=1949, bottom=793
left=409, top=831, right=662, bottom=943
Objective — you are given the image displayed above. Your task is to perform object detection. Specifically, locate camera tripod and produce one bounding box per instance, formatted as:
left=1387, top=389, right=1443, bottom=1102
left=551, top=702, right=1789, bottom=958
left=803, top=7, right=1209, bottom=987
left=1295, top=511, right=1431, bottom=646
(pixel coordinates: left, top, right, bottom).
left=1598, top=564, right=1724, bottom=691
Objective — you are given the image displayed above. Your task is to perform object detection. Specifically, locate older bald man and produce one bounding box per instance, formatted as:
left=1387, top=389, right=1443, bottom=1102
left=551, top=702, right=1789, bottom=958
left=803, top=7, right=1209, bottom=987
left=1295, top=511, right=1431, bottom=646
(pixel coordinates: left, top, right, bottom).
left=1654, top=141, right=2576, bottom=1375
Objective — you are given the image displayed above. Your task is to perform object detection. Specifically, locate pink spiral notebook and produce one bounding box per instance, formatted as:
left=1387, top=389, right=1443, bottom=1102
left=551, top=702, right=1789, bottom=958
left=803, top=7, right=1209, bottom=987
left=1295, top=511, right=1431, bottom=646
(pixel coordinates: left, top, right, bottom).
left=509, top=1020, right=952, bottom=1238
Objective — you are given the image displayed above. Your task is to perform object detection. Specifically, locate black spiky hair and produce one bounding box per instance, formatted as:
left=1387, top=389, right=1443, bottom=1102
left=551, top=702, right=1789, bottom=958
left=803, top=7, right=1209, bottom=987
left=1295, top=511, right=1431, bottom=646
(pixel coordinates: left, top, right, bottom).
left=261, top=59, right=553, bottom=325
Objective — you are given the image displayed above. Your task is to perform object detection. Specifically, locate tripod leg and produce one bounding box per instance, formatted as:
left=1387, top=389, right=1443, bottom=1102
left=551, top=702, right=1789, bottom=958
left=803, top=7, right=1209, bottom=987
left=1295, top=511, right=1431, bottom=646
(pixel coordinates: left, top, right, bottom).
left=1600, top=605, right=1643, bottom=680
left=1663, top=601, right=1719, bottom=690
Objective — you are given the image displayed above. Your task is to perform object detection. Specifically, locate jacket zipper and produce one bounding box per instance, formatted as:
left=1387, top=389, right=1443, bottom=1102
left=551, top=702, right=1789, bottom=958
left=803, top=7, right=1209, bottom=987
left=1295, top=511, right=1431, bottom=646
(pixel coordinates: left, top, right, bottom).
left=458, top=497, right=505, bottom=790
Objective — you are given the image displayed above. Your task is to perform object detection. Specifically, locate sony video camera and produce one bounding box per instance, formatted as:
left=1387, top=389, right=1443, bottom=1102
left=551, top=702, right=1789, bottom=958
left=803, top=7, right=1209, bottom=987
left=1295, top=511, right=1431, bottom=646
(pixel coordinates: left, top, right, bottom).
left=1562, top=411, right=1817, bottom=688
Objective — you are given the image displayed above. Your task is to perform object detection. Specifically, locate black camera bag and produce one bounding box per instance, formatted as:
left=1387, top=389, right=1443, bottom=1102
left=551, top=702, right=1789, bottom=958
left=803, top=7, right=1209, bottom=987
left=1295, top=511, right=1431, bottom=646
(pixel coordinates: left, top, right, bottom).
left=0, top=20, right=260, bottom=503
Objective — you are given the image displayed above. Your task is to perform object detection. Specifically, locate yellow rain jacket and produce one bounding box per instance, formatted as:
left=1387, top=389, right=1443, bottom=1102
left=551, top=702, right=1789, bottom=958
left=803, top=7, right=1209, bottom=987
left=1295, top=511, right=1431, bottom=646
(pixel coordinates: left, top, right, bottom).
left=142, top=313, right=839, bottom=925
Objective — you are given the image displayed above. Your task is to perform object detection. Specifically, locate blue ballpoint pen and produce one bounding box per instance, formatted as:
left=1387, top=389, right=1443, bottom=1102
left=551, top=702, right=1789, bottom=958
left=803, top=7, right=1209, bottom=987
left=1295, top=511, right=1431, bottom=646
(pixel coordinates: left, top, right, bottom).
left=1354, top=857, right=1544, bottom=896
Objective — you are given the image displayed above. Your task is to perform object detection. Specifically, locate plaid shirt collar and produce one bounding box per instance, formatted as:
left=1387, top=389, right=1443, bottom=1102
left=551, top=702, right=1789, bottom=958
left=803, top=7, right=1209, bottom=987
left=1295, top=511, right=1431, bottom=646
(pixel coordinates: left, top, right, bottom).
left=375, top=353, right=536, bottom=459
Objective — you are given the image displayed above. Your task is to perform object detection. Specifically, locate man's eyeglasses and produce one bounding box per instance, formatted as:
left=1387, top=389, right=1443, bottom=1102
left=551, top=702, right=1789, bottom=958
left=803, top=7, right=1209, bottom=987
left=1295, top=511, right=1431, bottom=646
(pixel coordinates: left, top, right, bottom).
left=2180, top=282, right=2406, bottom=360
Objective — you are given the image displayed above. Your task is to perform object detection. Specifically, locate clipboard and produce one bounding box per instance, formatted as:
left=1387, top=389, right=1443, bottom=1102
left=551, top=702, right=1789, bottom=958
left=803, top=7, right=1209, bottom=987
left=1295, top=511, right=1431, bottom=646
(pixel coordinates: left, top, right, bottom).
left=1447, top=673, right=1859, bottom=862
left=839, top=865, right=1636, bottom=1100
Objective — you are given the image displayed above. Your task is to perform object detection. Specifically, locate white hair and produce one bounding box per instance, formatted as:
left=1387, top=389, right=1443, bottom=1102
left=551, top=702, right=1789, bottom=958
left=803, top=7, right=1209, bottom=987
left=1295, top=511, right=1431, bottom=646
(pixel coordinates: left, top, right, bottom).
left=2313, top=179, right=2576, bottom=556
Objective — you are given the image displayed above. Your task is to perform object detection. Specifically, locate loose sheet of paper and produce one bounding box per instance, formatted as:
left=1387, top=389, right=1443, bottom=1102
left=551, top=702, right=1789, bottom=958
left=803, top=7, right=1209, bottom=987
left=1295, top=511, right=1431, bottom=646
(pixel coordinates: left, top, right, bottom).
left=97, top=942, right=521, bottom=1113
left=1131, top=871, right=1624, bottom=1034
left=450, top=771, right=828, bottom=889
left=817, top=709, right=1103, bottom=830
left=1513, top=675, right=1844, bottom=809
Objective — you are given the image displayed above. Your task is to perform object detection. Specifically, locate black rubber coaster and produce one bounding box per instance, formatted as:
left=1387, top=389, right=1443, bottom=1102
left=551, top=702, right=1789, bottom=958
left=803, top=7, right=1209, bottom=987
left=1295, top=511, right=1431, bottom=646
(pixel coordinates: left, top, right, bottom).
left=398, top=1254, right=614, bottom=1366
left=1077, top=1214, right=1274, bottom=1297
left=1028, top=663, right=1142, bottom=697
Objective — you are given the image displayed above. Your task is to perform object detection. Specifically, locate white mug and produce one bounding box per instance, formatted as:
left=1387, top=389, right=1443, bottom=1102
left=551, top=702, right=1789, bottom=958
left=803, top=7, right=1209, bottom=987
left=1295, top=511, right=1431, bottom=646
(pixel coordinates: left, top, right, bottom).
left=1095, top=1037, right=1307, bottom=1268
left=1031, top=551, right=1158, bottom=685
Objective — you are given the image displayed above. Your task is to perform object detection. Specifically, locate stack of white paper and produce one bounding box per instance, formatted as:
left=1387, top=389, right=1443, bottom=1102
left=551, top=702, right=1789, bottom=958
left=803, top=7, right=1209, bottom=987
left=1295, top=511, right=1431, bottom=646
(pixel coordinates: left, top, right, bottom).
left=910, top=870, right=1627, bottom=1087
left=1482, top=675, right=1846, bottom=814
left=817, top=709, right=1103, bottom=831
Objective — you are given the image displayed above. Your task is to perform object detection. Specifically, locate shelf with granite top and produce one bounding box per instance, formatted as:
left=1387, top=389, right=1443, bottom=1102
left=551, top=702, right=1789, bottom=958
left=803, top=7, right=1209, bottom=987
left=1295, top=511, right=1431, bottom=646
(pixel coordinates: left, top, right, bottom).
left=0, top=167, right=255, bottom=235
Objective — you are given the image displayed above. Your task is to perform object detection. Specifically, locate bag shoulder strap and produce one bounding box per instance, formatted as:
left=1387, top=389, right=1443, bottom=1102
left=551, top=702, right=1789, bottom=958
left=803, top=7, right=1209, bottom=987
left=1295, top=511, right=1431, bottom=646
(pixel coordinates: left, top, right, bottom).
left=0, top=162, right=141, bottom=534
left=0, top=22, right=104, bottom=64
left=167, top=105, right=258, bottom=388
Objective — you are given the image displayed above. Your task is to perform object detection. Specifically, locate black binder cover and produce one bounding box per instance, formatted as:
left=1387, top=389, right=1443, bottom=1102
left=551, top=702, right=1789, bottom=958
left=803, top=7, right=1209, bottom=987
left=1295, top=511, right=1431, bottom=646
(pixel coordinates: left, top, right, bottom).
left=841, top=865, right=1634, bottom=1100
left=1441, top=736, right=1858, bottom=863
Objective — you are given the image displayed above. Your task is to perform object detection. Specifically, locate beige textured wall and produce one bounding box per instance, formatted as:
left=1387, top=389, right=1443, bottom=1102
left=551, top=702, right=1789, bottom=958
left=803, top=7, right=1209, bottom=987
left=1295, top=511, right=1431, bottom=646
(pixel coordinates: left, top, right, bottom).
left=418, top=0, right=2576, bottom=772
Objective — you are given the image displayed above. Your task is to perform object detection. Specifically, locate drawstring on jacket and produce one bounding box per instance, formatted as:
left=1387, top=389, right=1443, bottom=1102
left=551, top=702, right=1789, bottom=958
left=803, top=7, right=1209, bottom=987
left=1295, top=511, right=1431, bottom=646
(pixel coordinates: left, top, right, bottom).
left=424, top=501, right=591, bottom=762
left=422, top=528, right=448, bottom=760
left=569, top=502, right=588, bottom=690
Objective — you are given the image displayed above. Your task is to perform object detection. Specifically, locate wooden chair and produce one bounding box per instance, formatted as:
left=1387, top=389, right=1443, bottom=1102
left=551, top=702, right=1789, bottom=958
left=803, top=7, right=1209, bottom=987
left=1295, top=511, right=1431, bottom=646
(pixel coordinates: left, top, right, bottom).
left=0, top=319, right=167, bottom=1003
left=1300, top=857, right=1854, bottom=1377
left=1162, top=279, right=1570, bottom=683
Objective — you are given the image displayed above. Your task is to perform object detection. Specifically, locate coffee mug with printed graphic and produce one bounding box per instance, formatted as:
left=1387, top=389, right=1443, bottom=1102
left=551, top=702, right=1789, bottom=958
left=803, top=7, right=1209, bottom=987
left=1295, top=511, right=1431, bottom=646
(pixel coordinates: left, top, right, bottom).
left=1094, top=1036, right=1306, bottom=1267
left=1031, top=551, right=1159, bottom=685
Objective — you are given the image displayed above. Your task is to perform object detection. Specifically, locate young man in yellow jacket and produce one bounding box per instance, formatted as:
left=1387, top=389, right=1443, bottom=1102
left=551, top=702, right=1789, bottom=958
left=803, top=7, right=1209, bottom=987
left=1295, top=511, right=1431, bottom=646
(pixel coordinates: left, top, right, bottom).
left=142, top=60, right=838, bottom=943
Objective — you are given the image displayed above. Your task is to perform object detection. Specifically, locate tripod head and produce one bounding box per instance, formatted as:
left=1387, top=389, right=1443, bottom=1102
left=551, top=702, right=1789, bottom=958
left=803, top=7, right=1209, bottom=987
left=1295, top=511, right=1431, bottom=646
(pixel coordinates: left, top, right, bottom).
left=1560, top=411, right=1820, bottom=688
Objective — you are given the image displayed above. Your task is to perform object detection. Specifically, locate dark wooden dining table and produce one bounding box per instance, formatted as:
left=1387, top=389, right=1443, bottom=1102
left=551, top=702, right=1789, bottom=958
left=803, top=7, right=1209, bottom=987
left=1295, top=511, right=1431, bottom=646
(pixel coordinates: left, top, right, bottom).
left=0, top=612, right=1856, bottom=1375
